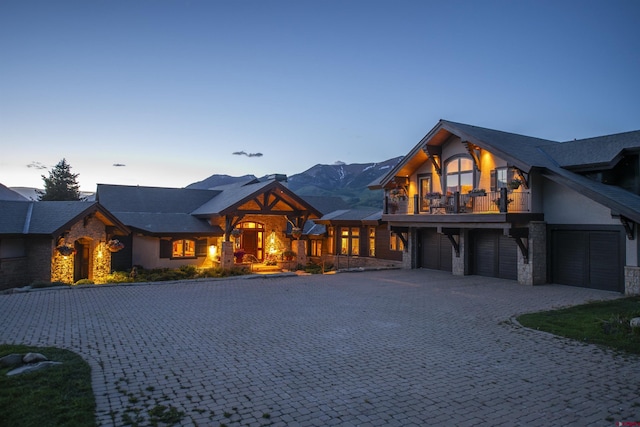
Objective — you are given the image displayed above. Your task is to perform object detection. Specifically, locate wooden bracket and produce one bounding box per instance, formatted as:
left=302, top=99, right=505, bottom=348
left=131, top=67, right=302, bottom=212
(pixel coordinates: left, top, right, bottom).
left=464, top=141, right=481, bottom=172
left=424, top=145, right=442, bottom=176
left=443, top=232, right=460, bottom=257
left=621, top=216, right=635, bottom=240
left=514, top=237, right=529, bottom=263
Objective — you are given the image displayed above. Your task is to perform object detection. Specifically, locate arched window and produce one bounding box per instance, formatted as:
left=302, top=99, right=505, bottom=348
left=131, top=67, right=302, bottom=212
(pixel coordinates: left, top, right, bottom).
left=445, top=156, right=474, bottom=194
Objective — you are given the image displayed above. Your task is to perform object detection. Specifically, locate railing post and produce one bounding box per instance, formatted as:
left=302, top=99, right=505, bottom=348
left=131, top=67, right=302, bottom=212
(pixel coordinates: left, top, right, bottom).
left=499, top=188, right=508, bottom=213
left=384, top=196, right=389, bottom=214
left=454, top=191, right=460, bottom=213
left=413, top=194, right=419, bottom=214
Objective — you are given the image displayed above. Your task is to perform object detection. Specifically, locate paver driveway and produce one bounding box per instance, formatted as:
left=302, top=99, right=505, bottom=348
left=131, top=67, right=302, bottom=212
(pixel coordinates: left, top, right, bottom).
left=1, top=269, right=639, bottom=426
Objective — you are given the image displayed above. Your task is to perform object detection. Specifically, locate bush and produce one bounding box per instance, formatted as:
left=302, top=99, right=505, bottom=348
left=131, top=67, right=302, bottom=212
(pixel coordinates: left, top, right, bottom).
left=74, top=279, right=94, bottom=285
left=105, top=271, right=133, bottom=284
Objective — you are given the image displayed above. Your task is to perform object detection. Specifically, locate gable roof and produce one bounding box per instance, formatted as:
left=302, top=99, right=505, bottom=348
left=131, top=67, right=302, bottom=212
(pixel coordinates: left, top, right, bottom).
left=313, top=208, right=382, bottom=225
left=96, top=184, right=223, bottom=236
left=0, top=184, right=28, bottom=201
left=298, top=195, right=351, bottom=215
left=0, top=200, right=129, bottom=237
left=374, top=119, right=640, bottom=224
left=539, top=130, right=640, bottom=170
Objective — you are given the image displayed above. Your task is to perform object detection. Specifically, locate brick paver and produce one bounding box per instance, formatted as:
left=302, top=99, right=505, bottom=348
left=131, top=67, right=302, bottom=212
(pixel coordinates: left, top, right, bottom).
left=1, top=270, right=639, bottom=426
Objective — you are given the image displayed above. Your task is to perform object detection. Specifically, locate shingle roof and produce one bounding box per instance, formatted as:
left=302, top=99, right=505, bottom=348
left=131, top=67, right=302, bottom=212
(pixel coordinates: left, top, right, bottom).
left=113, top=212, right=223, bottom=235
left=539, top=130, right=640, bottom=169
left=0, top=200, right=128, bottom=236
left=298, top=195, right=351, bottom=215
left=0, top=184, right=28, bottom=201
left=314, top=208, right=382, bottom=224
left=191, top=180, right=273, bottom=215
left=97, top=184, right=219, bottom=213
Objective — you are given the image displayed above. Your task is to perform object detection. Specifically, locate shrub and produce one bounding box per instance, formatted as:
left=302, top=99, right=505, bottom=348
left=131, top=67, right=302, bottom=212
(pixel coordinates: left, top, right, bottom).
left=105, top=271, right=133, bottom=284
left=74, top=279, right=94, bottom=285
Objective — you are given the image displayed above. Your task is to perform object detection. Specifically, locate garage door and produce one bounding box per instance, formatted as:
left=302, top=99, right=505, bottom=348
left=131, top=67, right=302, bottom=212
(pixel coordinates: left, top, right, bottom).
left=550, top=228, right=623, bottom=292
left=419, top=229, right=452, bottom=271
left=470, top=229, right=517, bottom=280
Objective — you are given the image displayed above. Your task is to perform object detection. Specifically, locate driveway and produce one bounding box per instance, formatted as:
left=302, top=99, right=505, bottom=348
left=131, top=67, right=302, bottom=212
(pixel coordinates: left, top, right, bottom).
left=1, top=270, right=638, bottom=426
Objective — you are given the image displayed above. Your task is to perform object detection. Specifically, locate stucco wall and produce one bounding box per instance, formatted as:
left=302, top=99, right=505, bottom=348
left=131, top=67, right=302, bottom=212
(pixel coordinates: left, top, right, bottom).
left=542, top=178, right=619, bottom=225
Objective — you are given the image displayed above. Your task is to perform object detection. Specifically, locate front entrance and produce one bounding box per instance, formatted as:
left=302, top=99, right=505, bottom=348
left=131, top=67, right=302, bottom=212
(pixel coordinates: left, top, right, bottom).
left=74, top=239, right=91, bottom=282
left=237, top=222, right=265, bottom=261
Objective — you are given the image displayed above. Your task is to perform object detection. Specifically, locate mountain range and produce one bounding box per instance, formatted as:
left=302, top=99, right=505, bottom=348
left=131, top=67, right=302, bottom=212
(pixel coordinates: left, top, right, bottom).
left=6, top=157, right=402, bottom=208
left=187, top=156, right=402, bottom=209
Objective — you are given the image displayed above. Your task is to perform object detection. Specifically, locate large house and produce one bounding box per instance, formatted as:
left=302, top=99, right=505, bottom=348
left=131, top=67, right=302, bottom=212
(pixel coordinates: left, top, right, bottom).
left=371, top=120, right=640, bottom=295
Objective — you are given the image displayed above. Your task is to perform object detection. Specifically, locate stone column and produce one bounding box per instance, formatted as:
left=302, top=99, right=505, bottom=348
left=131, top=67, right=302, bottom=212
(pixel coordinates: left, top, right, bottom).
left=294, top=240, right=307, bottom=266
left=625, top=266, right=640, bottom=295
left=518, top=221, right=546, bottom=286
left=451, top=232, right=465, bottom=276
left=221, top=241, right=235, bottom=269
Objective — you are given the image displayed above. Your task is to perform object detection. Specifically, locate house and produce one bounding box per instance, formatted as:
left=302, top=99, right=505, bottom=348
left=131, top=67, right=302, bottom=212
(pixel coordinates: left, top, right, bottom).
left=311, top=208, right=403, bottom=269
left=0, top=200, right=129, bottom=289
left=96, top=176, right=323, bottom=271
left=371, top=120, right=640, bottom=295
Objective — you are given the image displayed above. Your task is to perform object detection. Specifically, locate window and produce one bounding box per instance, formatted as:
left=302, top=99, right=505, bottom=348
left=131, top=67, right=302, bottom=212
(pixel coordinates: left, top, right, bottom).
left=339, top=227, right=360, bottom=256
left=368, top=227, right=376, bottom=257
left=327, top=227, right=335, bottom=254
left=491, top=167, right=515, bottom=191
left=418, top=174, right=432, bottom=212
left=172, top=239, right=196, bottom=258
left=390, top=233, right=404, bottom=251
left=445, top=156, right=474, bottom=194
left=310, top=239, right=322, bottom=257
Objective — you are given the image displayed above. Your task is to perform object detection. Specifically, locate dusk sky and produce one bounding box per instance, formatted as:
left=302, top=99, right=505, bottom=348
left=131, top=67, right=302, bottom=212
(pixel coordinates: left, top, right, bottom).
left=1, top=0, right=639, bottom=192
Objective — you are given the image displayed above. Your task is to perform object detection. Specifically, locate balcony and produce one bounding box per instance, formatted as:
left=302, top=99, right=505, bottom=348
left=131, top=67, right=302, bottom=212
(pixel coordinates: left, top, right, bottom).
left=386, top=189, right=532, bottom=216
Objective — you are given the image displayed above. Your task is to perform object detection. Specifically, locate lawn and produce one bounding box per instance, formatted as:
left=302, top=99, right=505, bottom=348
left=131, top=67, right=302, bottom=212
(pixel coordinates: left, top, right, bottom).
left=517, top=296, right=640, bottom=354
left=0, top=344, right=96, bottom=427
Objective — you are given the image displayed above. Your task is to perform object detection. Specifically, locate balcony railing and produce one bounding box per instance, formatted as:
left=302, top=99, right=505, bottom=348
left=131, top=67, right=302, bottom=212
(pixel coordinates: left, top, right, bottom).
left=386, top=189, right=531, bottom=215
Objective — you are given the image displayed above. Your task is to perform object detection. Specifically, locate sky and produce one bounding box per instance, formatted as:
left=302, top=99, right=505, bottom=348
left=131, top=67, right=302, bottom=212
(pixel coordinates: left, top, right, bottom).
left=1, top=0, right=639, bottom=192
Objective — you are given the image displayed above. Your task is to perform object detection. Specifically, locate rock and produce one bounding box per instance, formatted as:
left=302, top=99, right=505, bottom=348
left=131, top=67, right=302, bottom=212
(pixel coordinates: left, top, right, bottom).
left=23, top=352, right=48, bottom=363
left=630, top=317, right=640, bottom=328
left=0, top=353, right=24, bottom=368
left=7, top=361, right=62, bottom=376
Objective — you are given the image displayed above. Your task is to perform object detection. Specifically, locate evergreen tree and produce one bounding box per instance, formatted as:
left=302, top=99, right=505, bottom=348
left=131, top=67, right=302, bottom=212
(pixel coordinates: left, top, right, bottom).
left=38, top=158, right=82, bottom=201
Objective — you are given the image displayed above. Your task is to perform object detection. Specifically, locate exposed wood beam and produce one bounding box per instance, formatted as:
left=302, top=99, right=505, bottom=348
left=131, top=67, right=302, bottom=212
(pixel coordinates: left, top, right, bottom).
left=513, top=237, right=529, bottom=263
left=620, top=216, right=635, bottom=240
left=463, top=141, right=481, bottom=172
left=424, top=145, right=442, bottom=176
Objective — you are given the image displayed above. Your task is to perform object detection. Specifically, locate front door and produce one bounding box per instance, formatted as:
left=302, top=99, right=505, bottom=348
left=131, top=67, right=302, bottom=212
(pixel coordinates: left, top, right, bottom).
left=242, top=231, right=258, bottom=260
left=74, top=240, right=91, bottom=282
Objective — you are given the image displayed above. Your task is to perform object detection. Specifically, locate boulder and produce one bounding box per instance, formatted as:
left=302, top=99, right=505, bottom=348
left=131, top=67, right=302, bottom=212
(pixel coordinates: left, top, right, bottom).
left=0, top=353, right=24, bottom=368
left=23, top=352, right=48, bottom=363
left=7, top=361, right=62, bottom=376
left=630, top=317, right=640, bottom=328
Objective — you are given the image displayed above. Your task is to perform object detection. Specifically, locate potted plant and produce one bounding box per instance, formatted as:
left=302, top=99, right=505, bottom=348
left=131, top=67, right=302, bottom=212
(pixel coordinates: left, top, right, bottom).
left=107, top=239, right=125, bottom=252
left=507, top=179, right=522, bottom=190
left=425, top=191, right=442, bottom=200
left=231, top=228, right=242, bottom=238
left=56, top=244, right=75, bottom=256
left=283, top=250, right=296, bottom=261
left=233, top=249, right=245, bottom=263
left=291, top=227, right=302, bottom=240
left=467, top=188, right=486, bottom=197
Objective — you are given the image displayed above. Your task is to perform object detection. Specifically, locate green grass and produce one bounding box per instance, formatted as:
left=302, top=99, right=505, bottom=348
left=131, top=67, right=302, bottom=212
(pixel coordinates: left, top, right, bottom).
left=0, top=344, right=96, bottom=427
left=517, top=297, right=640, bottom=354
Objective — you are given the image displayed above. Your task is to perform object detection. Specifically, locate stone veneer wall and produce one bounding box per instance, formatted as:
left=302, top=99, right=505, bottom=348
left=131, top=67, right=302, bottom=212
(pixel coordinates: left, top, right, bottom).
left=27, top=239, right=54, bottom=284
left=625, top=266, right=640, bottom=295
left=51, top=215, right=110, bottom=284
left=0, top=257, right=29, bottom=289
left=517, top=221, right=547, bottom=286
left=319, top=254, right=402, bottom=270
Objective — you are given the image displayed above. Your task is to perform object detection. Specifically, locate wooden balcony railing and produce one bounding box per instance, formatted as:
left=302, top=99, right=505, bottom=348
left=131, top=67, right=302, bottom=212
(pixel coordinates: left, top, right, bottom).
left=385, top=189, right=531, bottom=215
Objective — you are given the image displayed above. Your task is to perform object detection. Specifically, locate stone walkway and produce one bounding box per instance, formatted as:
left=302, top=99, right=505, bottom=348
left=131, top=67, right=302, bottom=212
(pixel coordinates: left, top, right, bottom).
left=1, top=269, right=638, bottom=426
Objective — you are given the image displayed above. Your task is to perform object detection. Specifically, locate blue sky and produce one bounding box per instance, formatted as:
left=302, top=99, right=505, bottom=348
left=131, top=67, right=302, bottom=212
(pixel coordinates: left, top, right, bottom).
left=1, top=0, right=639, bottom=191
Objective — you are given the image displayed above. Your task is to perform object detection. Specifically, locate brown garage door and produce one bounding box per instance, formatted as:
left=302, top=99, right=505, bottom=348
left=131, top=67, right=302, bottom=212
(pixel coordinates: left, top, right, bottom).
left=550, top=227, right=623, bottom=292
left=419, top=229, right=452, bottom=271
left=470, top=229, right=517, bottom=280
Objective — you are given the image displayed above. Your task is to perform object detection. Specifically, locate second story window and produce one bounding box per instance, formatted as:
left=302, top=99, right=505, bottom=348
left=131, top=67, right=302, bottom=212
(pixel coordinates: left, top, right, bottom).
left=445, top=156, right=474, bottom=194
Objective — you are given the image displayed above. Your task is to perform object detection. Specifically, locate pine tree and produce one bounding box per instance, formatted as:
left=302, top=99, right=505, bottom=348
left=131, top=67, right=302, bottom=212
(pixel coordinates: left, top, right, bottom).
left=38, top=158, right=82, bottom=201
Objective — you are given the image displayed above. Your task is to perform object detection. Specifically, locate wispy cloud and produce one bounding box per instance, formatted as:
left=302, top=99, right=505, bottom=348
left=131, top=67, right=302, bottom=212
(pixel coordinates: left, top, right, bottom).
left=112, top=163, right=126, bottom=167
left=26, top=161, right=47, bottom=170
left=233, top=151, right=263, bottom=158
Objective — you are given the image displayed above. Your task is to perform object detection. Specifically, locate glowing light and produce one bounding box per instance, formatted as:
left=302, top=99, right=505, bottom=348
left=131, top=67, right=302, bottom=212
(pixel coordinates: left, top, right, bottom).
left=209, top=245, right=217, bottom=257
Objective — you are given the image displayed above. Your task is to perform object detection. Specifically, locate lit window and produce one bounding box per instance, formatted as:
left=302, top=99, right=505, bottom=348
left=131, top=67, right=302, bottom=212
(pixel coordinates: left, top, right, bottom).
left=311, top=240, right=322, bottom=257
left=445, top=157, right=474, bottom=194
left=339, top=227, right=360, bottom=256
left=172, top=239, right=196, bottom=258
left=368, top=227, right=376, bottom=257
left=390, top=233, right=404, bottom=251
